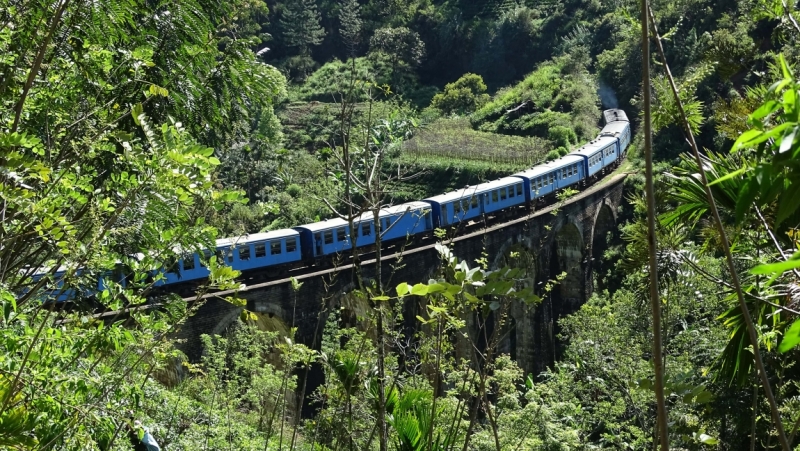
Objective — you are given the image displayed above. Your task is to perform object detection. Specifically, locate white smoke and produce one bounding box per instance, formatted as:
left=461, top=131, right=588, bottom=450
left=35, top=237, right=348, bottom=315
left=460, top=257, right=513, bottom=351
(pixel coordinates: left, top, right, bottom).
left=598, top=82, right=619, bottom=109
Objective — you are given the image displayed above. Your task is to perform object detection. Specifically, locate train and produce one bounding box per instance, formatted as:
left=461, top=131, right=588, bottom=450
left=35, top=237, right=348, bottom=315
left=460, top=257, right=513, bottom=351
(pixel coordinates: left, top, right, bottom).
left=34, top=109, right=630, bottom=302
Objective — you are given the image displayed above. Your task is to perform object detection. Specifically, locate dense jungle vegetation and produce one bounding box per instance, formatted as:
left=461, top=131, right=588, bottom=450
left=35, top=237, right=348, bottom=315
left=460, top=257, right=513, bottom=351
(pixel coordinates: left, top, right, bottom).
left=3, top=0, right=800, bottom=449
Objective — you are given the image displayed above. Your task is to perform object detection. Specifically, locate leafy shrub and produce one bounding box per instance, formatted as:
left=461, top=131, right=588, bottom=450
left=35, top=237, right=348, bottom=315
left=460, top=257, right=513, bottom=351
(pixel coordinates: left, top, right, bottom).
left=286, top=183, right=302, bottom=197
left=290, top=56, right=393, bottom=102
left=556, top=146, right=569, bottom=157
left=545, top=150, right=561, bottom=161
left=429, top=73, right=491, bottom=116
left=548, top=126, right=578, bottom=149
left=280, top=54, right=318, bottom=82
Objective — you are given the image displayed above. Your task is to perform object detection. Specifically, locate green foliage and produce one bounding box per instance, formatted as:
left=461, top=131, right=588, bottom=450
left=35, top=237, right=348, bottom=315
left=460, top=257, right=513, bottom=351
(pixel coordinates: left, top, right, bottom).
left=651, top=62, right=715, bottom=137
left=0, top=0, right=285, bottom=447
left=279, top=0, right=326, bottom=56
left=369, top=26, right=426, bottom=91
left=471, top=57, right=600, bottom=145
left=429, top=73, right=491, bottom=116
left=545, top=150, right=561, bottom=162
left=369, top=27, right=426, bottom=68
left=338, top=0, right=363, bottom=56
left=291, top=56, right=394, bottom=102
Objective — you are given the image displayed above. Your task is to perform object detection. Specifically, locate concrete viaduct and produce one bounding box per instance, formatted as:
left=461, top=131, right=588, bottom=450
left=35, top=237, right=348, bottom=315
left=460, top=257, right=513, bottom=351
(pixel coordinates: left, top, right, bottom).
left=174, top=174, right=627, bottom=377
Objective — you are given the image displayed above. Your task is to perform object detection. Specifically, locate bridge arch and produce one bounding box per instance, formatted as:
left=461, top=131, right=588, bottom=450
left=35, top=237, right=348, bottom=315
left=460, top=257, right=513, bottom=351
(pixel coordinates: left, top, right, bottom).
left=591, top=203, right=616, bottom=293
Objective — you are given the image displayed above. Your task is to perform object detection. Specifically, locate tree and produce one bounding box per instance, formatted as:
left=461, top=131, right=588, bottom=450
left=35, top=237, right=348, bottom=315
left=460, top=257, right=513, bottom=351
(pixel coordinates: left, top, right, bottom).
left=279, top=0, right=326, bottom=56
left=0, top=0, right=284, bottom=447
left=369, top=27, right=425, bottom=88
left=339, top=0, right=363, bottom=57
left=429, top=73, right=490, bottom=116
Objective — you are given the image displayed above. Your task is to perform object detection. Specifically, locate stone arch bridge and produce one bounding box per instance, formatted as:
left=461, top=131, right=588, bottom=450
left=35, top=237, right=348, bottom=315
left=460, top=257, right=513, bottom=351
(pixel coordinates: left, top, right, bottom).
left=175, top=174, right=627, bottom=376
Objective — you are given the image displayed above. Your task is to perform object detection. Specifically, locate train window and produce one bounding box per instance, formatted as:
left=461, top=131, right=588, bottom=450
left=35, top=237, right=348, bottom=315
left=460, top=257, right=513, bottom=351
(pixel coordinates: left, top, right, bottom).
left=200, top=250, right=213, bottom=267
left=225, top=248, right=234, bottom=263
left=471, top=196, right=479, bottom=208
left=166, top=257, right=178, bottom=273
left=492, top=190, right=498, bottom=202
left=286, top=238, right=297, bottom=253
left=562, top=168, right=567, bottom=178
left=324, top=230, right=333, bottom=245
left=337, top=228, right=347, bottom=242
left=239, top=245, right=250, bottom=260
left=361, top=222, right=372, bottom=236
left=453, top=201, right=461, bottom=214
left=270, top=241, right=281, bottom=255
left=509, top=186, right=515, bottom=198
left=516, top=184, right=523, bottom=196
left=183, top=256, right=195, bottom=271
left=462, top=199, right=470, bottom=211
left=500, top=188, right=507, bottom=200
left=255, top=243, right=266, bottom=258
left=573, top=164, right=578, bottom=174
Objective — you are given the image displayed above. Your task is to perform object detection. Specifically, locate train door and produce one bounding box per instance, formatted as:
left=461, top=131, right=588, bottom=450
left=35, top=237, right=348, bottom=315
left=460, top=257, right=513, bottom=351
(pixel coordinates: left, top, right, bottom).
left=314, top=232, right=323, bottom=257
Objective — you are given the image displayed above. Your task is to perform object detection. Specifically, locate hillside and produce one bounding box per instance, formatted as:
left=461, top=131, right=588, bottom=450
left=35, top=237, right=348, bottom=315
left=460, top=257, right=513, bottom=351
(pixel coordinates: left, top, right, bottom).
left=4, top=0, right=800, bottom=450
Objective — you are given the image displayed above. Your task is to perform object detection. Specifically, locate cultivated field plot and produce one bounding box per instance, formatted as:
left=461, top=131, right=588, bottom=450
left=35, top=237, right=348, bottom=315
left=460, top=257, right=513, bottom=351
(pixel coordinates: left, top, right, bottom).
left=402, top=118, right=551, bottom=168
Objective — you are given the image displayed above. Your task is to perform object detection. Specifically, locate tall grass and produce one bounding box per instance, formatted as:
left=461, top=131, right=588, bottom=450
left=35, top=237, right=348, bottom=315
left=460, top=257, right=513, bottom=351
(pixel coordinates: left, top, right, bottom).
left=401, top=117, right=550, bottom=168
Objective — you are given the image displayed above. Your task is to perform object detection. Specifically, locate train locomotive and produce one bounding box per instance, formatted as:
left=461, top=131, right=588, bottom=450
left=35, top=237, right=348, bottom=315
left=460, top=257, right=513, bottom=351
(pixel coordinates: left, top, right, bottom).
left=33, top=109, right=630, bottom=301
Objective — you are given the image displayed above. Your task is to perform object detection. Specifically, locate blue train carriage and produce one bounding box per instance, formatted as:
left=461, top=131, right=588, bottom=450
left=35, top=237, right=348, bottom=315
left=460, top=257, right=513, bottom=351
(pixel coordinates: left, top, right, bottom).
left=567, top=134, right=619, bottom=180
left=513, top=155, right=585, bottom=202
left=27, top=266, right=73, bottom=303
left=27, top=265, right=107, bottom=303
left=294, top=202, right=433, bottom=260
left=424, top=177, right=526, bottom=228
left=600, top=108, right=631, bottom=158
left=378, top=201, right=434, bottom=242
left=158, top=229, right=302, bottom=286
left=294, top=217, right=354, bottom=261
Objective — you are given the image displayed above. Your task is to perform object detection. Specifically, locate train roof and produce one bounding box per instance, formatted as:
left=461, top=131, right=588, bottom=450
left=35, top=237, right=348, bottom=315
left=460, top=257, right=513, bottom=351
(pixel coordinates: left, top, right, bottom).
left=600, top=120, right=629, bottom=137
left=294, top=202, right=431, bottom=233
left=424, top=177, right=523, bottom=204
left=513, top=164, right=555, bottom=179
left=603, top=109, right=629, bottom=123
left=569, top=135, right=618, bottom=158
left=380, top=201, right=431, bottom=216
left=512, top=155, right=584, bottom=179
left=216, top=229, right=299, bottom=248
left=294, top=217, right=349, bottom=233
